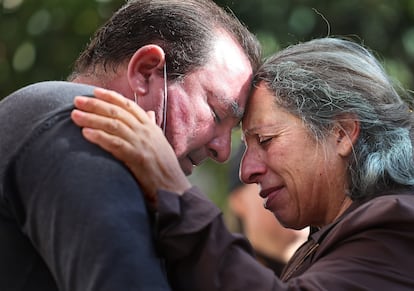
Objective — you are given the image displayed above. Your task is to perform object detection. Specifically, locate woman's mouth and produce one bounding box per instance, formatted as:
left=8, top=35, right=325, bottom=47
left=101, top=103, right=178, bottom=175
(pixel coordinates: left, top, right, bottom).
left=260, top=186, right=284, bottom=209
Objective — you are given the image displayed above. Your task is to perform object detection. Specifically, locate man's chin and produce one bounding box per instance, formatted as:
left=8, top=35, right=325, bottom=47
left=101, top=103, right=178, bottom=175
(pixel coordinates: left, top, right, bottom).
left=184, top=168, right=193, bottom=176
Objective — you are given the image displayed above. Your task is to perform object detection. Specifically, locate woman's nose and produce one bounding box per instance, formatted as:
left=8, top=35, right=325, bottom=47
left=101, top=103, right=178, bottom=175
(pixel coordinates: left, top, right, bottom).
left=240, top=148, right=265, bottom=184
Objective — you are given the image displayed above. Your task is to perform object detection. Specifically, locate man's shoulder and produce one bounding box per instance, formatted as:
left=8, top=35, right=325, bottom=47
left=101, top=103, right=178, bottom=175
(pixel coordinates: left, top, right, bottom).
left=0, top=81, right=95, bottom=122
left=0, top=81, right=97, bottom=171
left=4, top=81, right=95, bottom=103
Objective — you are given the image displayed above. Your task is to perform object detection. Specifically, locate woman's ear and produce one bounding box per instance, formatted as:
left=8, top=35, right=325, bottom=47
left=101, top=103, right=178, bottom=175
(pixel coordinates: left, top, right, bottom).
left=334, top=115, right=360, bottom=158
left=127, top=45, right=165, bottom=96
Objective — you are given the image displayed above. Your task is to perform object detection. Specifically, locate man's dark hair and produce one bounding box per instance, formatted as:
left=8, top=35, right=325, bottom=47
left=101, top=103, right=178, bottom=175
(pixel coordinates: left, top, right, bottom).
left=70, top=0, right=261, bottom=80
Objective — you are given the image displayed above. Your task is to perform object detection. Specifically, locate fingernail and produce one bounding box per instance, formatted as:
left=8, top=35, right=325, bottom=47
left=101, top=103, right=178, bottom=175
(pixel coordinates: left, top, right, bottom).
left=74, top=96, right=88, bottom=106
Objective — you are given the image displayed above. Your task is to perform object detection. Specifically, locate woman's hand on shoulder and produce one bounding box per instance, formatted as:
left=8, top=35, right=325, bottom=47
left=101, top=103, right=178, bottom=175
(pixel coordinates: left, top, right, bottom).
left=71, top=87, right=191, bottom=209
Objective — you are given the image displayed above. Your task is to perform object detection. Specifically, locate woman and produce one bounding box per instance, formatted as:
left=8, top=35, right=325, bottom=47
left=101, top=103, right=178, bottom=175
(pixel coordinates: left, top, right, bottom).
left=71, top=38, right=414, bottom=290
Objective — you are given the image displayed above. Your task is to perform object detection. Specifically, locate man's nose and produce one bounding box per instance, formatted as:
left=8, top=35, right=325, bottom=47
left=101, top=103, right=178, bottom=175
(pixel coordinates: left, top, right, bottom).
left=206, top=132, right=232, bottom=163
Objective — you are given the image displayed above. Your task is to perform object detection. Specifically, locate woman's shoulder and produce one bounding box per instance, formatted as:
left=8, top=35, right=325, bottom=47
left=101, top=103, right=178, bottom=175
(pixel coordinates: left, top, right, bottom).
left=352, top=193, right=414, bottom=222
left=307, top=193, right=414, bottom=289
left=311, top=193, right=414, bottom=264
left=327, top=192, right=414, bottom=240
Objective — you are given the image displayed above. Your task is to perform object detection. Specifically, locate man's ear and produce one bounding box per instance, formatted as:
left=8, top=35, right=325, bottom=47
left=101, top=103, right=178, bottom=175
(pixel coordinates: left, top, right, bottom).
left=334, top=115, right=360, bottom=158
left=127, top=45, right=165, bottom=96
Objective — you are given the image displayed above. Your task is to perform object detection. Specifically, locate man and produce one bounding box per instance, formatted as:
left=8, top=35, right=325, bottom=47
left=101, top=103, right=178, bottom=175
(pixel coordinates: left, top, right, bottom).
left=0, top=0, right=261, bottom=290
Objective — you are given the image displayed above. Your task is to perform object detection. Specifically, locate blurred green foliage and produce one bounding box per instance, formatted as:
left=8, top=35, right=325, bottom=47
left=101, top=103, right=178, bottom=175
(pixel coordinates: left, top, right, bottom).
left=0, top=0, right=124, bottom=97
left=1, top=0, right=414, bottom=207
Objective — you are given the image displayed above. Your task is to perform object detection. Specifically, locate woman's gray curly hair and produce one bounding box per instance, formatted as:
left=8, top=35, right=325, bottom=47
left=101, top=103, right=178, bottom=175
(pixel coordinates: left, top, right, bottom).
left=254, top=37, right=414, bottom=200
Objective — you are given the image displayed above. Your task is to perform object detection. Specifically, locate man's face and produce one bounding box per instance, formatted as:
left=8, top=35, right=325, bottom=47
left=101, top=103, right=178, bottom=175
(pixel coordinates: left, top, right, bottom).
left=165, top=33, right=253, bottom=175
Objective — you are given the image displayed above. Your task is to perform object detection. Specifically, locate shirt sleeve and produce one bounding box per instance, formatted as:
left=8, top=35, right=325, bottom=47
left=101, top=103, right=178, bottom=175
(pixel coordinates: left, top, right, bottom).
left=12, top=110, right=171, bottom=291
left=156, top=187, right=280, bottom=291
left=156, top=189, right=414, bottom=291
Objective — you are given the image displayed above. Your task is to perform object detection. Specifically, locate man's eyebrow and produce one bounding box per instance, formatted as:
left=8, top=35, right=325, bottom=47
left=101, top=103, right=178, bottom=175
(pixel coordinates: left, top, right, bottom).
left=230, top=100, right=244, bottom=119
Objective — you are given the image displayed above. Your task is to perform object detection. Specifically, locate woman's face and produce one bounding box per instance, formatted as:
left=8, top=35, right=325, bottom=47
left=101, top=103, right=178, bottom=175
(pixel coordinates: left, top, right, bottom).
left=240, top=82, right=349, bottom=229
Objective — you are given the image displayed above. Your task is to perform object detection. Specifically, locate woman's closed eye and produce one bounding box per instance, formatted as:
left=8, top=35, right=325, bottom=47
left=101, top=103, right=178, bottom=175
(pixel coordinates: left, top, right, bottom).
left=257, top=135, right=275, bottom=146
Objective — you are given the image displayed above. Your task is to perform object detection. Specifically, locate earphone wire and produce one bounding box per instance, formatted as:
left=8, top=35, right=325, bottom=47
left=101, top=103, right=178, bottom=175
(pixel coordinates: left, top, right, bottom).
left=162, top=63, right=168, bottom=134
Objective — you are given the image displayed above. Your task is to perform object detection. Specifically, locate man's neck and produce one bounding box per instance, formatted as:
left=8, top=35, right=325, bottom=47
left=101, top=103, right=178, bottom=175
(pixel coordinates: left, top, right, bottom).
left=71, top=72, right=134, bottom=102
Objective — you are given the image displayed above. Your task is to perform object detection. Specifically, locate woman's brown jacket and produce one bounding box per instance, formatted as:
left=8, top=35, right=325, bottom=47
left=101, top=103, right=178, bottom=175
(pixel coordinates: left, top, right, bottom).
left=156, top=187, right=414, bottom=290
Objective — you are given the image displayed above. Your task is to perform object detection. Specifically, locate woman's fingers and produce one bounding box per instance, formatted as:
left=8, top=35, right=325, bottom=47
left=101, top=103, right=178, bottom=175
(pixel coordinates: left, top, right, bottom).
left=70, top=87, right=192, bottom=209
left=71, top=109, right=136, bottom=142
left=73, top=96, right=140, bottom=128
left=71, top=88, right=161, bottom=160
left=81, top=127, right=140, bottom=164
left=92, top=87, right=153, bottom=125
left=146, top=111, right=156, bottom=123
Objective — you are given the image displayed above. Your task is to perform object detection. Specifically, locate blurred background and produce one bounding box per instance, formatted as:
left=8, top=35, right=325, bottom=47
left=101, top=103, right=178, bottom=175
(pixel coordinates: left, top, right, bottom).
left=2, top=0, right=414, bottom=208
